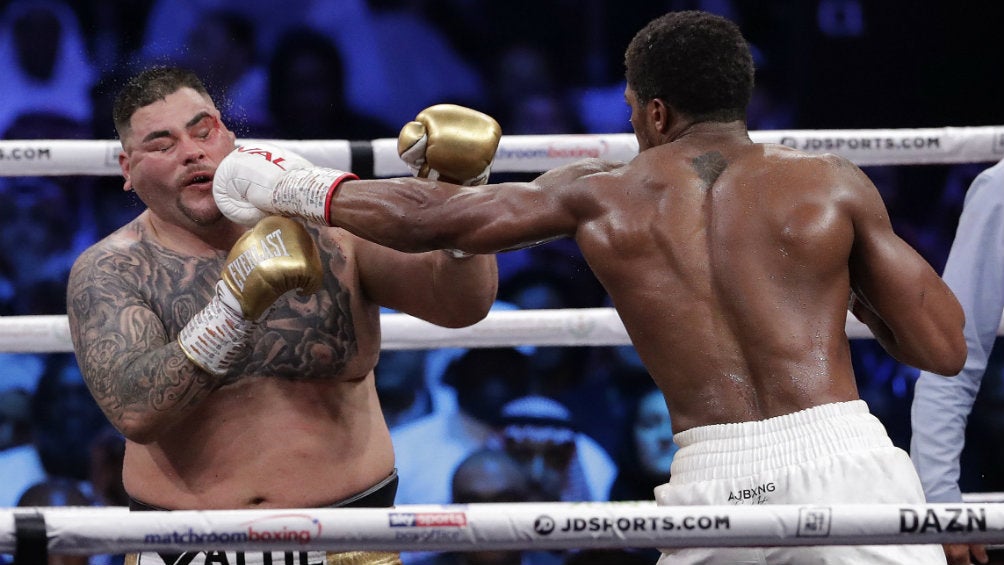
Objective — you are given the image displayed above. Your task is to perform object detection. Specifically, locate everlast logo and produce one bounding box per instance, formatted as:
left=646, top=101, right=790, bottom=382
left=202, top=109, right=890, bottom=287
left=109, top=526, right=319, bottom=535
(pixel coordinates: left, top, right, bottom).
left=227, top=229, right=291, bottom=291
left=727, top=482, right=775, bottom=504
left=900, top=507, right=987, bottom=534
left=237, top=146, right=293, bottom=170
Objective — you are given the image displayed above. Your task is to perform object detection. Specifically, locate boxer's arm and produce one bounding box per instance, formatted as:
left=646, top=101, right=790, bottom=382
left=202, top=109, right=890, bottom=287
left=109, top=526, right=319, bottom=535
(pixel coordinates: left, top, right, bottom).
left=845, top=158, right=966, bottom=375
left=354, top=235, right=498, bottom=328
left=67, top=247, right=220, bottom=443
left=328, top=158, right=623, bottom=255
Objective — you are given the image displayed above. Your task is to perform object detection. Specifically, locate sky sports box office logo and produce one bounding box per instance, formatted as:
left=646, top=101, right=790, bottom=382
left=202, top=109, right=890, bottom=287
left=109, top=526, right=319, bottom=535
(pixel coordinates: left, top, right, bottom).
left=389, top=512, right=468, bottom=528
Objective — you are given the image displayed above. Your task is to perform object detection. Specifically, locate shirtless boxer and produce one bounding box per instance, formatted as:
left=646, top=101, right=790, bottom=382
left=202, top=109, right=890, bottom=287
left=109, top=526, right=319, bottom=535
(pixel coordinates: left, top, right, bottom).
left=65, top=67, right=500, bottom=565
left=214, top=11, right=966, bottom=564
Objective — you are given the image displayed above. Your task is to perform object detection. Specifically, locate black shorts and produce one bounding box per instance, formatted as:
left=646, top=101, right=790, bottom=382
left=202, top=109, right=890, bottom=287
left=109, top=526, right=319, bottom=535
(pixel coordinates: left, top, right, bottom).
left=128, top=468, right=399, bottom=511
left=128, top=469, right=400, bottom=565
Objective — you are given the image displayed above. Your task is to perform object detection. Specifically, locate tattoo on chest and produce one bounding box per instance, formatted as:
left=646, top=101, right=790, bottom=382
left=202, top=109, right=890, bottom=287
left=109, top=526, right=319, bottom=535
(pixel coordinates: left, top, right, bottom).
left=692, top=151, right=728, bottom=187
left=70, top=225, right=362, bottom=425
left=152, top=242, right=359, bottom=381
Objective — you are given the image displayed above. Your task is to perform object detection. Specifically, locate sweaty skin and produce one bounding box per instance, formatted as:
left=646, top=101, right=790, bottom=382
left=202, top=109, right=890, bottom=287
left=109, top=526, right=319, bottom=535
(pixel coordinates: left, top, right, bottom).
left=326, top=87, right=965, bottom=434
left=66, top=87, right=497, bottom=509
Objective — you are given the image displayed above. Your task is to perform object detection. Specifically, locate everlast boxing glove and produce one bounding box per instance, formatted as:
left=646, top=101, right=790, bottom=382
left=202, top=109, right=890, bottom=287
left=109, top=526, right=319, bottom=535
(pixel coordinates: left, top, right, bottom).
left=177, top=216, right=323, bottom=375
left=398, top=104, right=502, bottom=186
left=214, top=143, right=358, bottom=226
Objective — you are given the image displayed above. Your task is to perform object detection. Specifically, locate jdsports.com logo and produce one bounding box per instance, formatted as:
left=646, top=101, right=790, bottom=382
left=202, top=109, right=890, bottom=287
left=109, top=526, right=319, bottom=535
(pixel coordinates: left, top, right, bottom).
left=533, top=514, right=731, bottom=535
left=534, top=515, right=556, bottom=535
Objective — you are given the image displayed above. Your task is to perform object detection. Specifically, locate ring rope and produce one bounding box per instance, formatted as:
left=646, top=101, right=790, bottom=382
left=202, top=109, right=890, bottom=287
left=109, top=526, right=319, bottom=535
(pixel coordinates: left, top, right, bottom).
left=1, top=502, right=1003, bottom=555
left=0, top=308, right=877, bottom=353
left=0, top=126, right=1002, bottom=178
left=4, top=308, right=1004, bottom=353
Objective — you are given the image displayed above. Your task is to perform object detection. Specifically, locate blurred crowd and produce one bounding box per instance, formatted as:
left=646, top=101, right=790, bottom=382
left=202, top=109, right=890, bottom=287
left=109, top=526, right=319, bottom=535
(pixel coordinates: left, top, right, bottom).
left=1, top=0, right=1004, bottom=563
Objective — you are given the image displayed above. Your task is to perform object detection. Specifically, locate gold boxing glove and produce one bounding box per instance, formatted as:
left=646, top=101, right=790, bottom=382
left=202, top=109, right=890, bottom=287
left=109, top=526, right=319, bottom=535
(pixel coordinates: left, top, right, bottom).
left=178, top=216, right=323, bottom=375
left=327, top=551, right=402, bottom=565
left=398, top=104, right=502, bottom=186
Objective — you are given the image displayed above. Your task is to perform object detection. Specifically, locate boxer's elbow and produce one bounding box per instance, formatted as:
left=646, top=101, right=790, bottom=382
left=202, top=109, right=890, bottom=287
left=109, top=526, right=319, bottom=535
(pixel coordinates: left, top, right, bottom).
left=433, top=257, right=498, bottom=328
left=934, top=330, right=967, bottom=377
left=112, top=412, right=163, bottom=445
left=912, top=328, right=966, bottom=377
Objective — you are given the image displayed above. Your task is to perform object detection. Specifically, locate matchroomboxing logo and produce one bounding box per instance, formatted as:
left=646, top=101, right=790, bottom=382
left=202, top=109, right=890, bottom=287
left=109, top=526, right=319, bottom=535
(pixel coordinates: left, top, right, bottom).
left=143, top=513, right=322, bottom=546
left=496, top=140, right=611, bottom=161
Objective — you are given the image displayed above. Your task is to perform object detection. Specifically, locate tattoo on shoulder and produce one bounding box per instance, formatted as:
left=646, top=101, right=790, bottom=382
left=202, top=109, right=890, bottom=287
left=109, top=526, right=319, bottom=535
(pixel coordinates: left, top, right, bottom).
left=692, top=151, right=728, bottom=187
left=68, top=235, right=225, bottom=418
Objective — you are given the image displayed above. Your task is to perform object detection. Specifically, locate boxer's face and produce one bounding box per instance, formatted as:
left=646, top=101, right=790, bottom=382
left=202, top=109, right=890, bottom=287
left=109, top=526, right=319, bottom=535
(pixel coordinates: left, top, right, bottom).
left=119, top=87, right=237, bottom=227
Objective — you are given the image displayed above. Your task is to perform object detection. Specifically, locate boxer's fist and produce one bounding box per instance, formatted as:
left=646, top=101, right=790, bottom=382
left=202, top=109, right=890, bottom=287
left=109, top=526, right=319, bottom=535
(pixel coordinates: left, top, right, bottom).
left=214, top=144, right=357, bottom=226
left=178, top=217, right=324, bottom=375
left=220, top=216, right=324, bottom=320
left=398, top=104, right=502, bottom=186
left=214, top=144, right=313, bottom=226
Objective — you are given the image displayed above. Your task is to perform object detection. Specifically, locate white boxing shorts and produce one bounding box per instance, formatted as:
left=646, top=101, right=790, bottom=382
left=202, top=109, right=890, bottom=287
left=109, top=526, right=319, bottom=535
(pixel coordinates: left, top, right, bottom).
left=654, top=400, right=946, bottom=565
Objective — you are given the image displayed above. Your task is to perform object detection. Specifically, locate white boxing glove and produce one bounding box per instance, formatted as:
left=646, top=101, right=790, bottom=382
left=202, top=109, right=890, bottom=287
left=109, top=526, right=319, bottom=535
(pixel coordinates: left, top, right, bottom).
left=213, top=143, right=358, bottom=226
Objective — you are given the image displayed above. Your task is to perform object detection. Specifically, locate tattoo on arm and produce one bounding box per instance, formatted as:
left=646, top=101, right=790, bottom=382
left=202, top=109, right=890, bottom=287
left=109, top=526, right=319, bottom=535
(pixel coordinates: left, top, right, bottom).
left=68, top=244, right=224, bottom=429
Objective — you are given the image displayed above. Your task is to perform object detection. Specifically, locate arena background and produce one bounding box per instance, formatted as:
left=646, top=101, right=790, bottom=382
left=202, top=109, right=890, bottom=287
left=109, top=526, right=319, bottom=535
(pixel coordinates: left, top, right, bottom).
left=2, top=0, right=1004, bottom=547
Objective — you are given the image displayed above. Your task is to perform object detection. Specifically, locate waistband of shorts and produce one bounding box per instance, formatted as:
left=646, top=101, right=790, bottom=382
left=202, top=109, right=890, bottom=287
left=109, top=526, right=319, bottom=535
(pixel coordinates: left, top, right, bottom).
left=670, top=400, right=893, bottom=482
left=129, top=468, right=399, bottom=511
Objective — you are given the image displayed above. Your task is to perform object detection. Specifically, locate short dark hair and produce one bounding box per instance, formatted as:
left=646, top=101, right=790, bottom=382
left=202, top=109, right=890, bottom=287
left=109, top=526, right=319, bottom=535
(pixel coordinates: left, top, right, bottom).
left=112, top=67, right=211, bottom=138
left=624, top=10, right=754, bottom=122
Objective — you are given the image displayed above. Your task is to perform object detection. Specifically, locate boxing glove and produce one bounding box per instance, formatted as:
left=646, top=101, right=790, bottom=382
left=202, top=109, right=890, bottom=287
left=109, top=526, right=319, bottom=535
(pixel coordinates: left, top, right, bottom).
left=178, top=216, right=324, bottom=375
left=398, top=104, right=502, bottom=186
left=214, top=143, right=358, bottom=226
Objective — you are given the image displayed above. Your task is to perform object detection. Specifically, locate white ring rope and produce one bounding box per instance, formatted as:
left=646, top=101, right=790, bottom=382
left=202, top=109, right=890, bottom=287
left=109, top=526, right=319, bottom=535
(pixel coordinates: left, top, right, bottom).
left=1, top=125, right=1002, bottom=351
left=0, top=309, right=876, bottom=353
left=5, top=308, right=1004, bottom=353
left=2, top=502, right=1003, bottom=555
left=0, top=126, right=1002, bottom=177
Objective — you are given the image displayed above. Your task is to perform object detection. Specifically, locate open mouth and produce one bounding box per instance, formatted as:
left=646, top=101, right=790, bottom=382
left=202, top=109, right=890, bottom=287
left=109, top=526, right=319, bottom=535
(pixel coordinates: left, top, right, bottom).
left=186, top=172, right=214, bottom=188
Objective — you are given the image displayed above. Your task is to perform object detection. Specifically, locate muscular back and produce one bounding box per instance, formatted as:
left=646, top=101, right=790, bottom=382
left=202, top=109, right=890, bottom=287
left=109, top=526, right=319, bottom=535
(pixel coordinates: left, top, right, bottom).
left=577, top=140, right=866, bottom=432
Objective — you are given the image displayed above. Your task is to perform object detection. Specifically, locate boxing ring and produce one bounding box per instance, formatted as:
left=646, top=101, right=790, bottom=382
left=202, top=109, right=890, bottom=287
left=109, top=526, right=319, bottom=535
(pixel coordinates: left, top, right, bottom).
left=2, top=125, right=1004, bottom=559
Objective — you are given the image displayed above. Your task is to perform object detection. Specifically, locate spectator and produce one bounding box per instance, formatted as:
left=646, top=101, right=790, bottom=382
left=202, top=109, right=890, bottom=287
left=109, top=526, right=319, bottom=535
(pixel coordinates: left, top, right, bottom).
left=265, top=26, right=396, bottom=142
left=16, top=478, right=94, bottom=565
left=177, top=9, right=270, bottom=135
left=0, top=176, right=82, bottom=316
left=0, top=387, right=46, bottom=508
left=89, top=427, right=127, bottom=508
left=606, top=384, right=677, bottom=564
left=412, top=448, right=563, bottom=565
left=305, top=0, right=487, bottom=132
left=392, top=348, right=533, bottom=507
left=31, top=354, right=109, bottom=485
left=375, top=348, right=433, bottom=430
left=911, top=156, right=1004, bottom=565
left=0, top=0, right=96, bottom=136
left=498, top=395, right=616, bottom=503
left=608, top=384, right=677, bottom=502
left=138, top=0, right=310, bottom=67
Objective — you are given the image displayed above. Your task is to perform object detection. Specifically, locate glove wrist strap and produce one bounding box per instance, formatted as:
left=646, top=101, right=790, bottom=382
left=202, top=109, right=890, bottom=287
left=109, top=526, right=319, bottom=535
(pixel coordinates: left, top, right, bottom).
left=273, top=168, right=358, bottom=225
left=178, top=282, right=254, bottom=376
